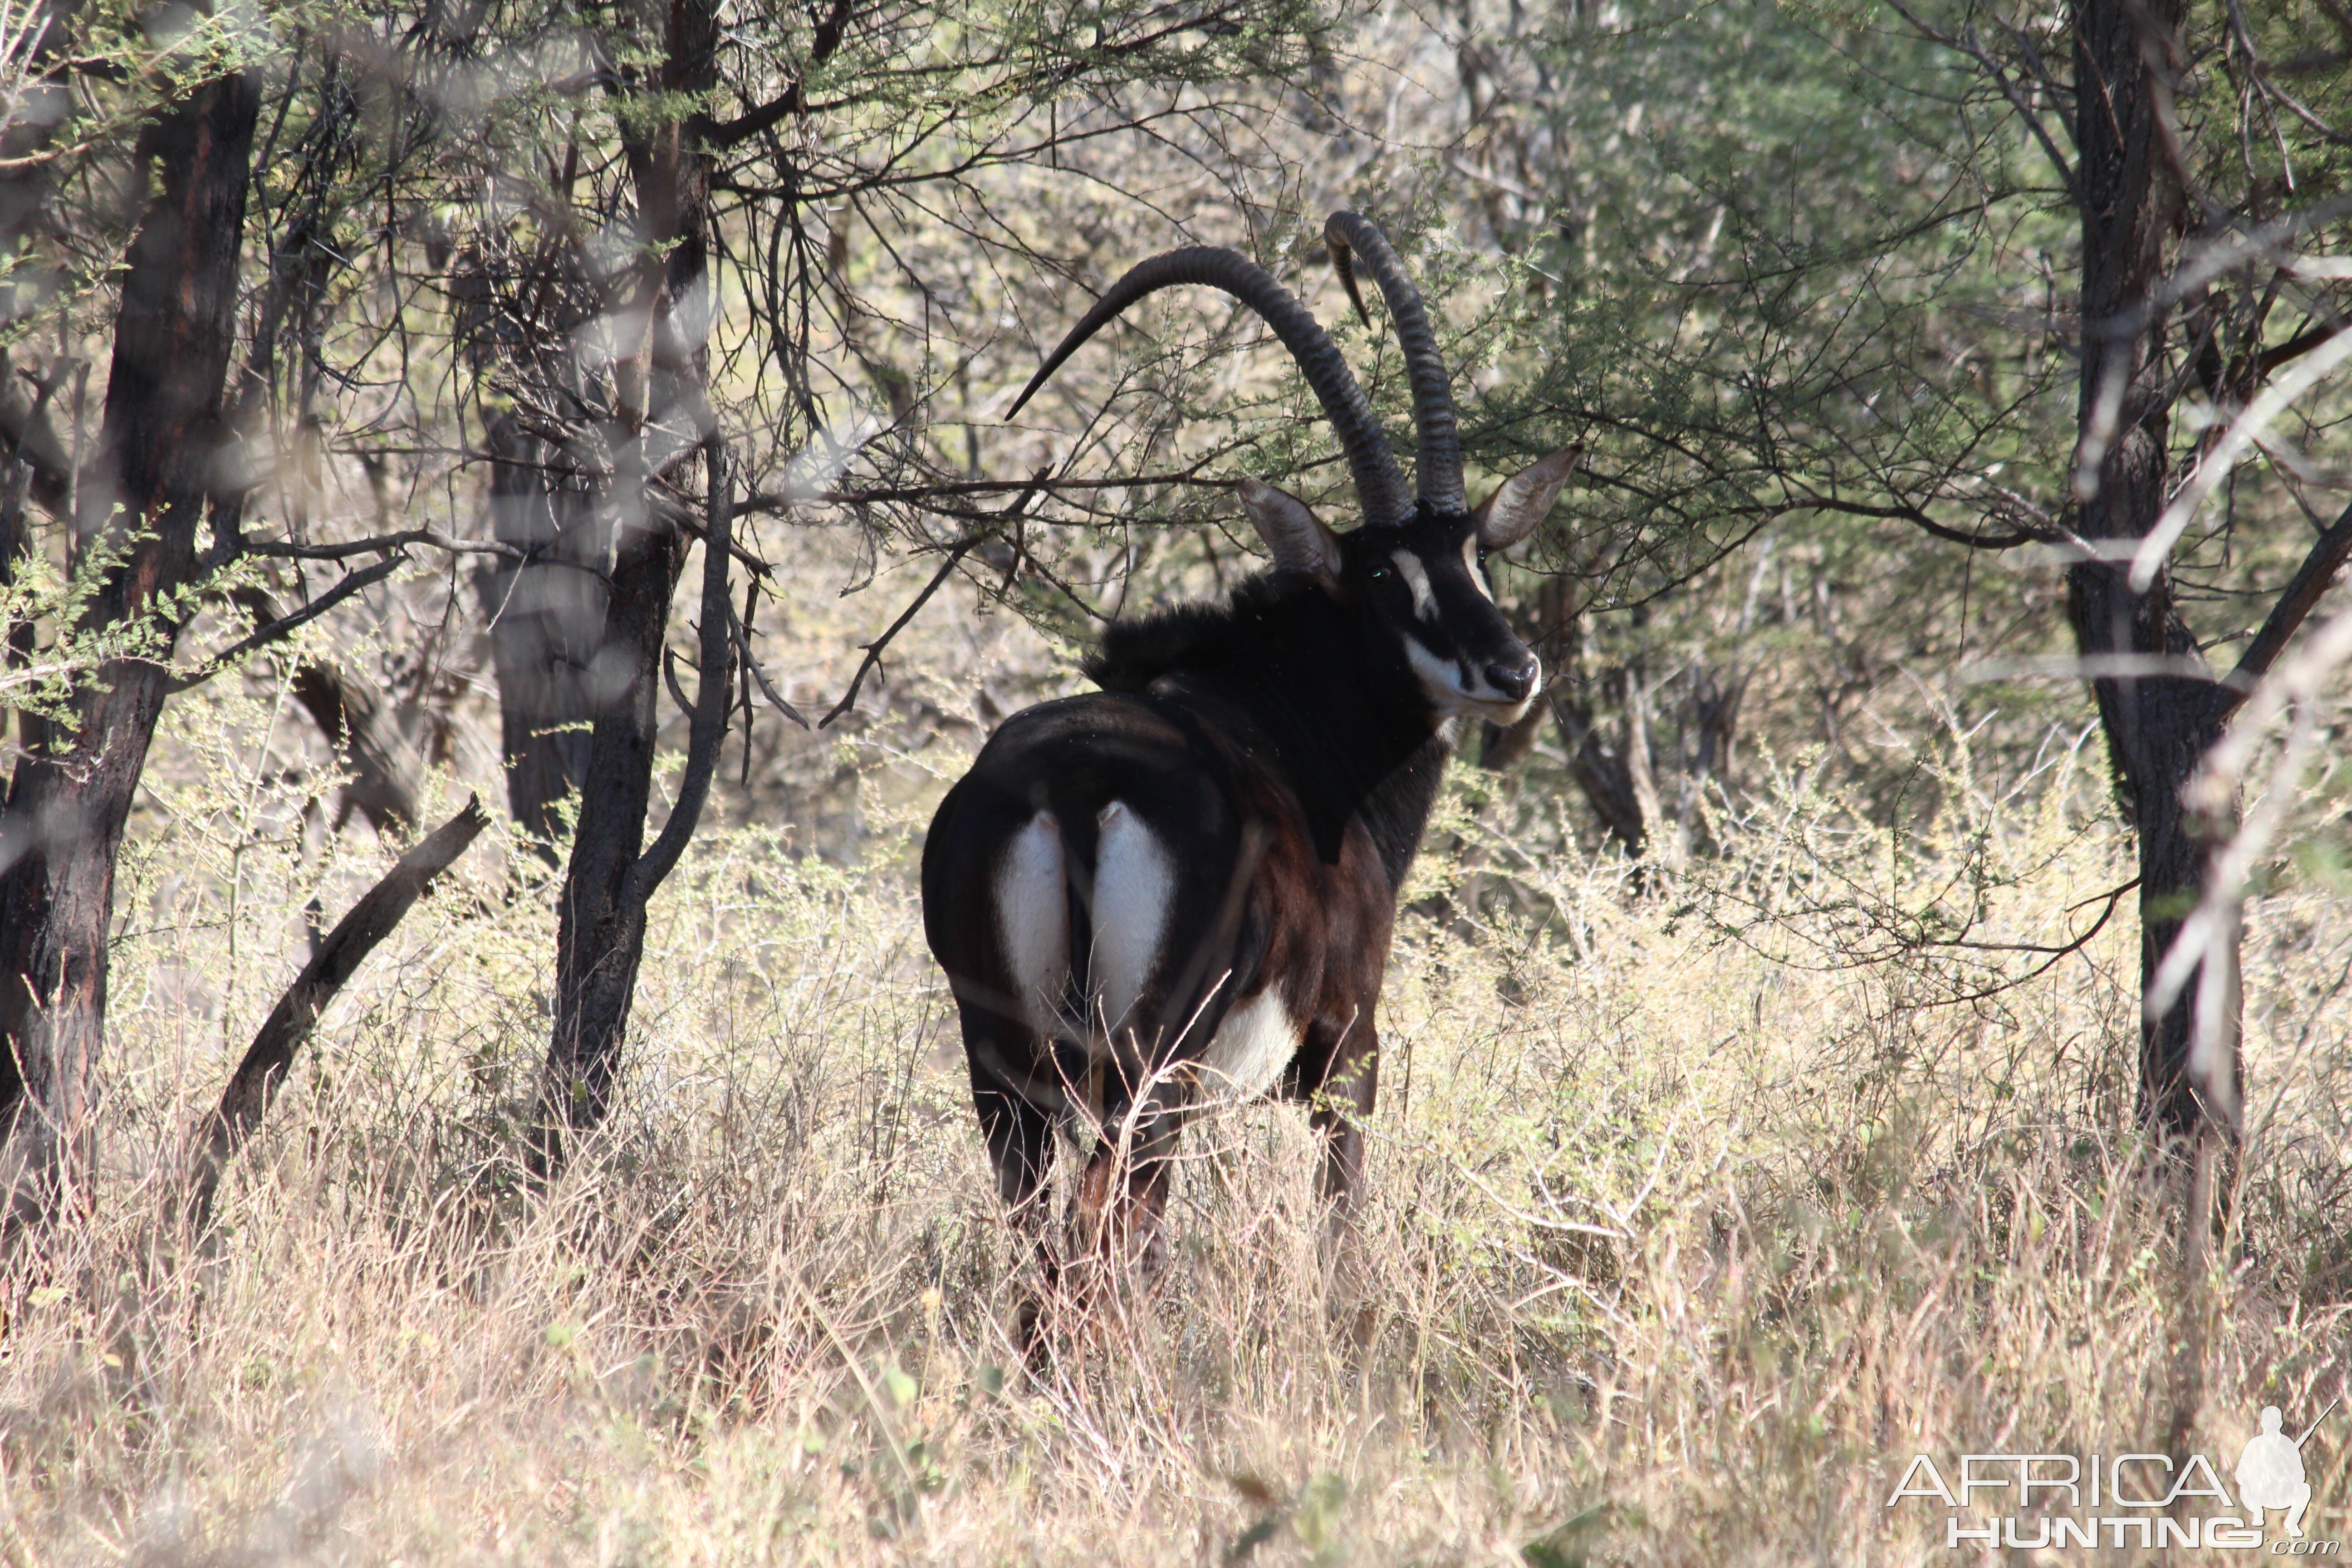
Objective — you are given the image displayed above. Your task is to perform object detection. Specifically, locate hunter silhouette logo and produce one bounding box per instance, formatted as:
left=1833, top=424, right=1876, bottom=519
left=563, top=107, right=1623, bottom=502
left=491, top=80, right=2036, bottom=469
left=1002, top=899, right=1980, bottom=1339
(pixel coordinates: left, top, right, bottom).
left=2239, top=1401, right=2337, bottom=1540
left=1885, top=1399, right=2341, bottom=1550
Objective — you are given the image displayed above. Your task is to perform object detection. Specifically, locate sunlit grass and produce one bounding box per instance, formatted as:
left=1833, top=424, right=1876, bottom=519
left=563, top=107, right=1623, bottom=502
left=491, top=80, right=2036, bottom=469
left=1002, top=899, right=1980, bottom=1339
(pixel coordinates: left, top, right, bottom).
left=1, top=682, right=2344, bottom=1565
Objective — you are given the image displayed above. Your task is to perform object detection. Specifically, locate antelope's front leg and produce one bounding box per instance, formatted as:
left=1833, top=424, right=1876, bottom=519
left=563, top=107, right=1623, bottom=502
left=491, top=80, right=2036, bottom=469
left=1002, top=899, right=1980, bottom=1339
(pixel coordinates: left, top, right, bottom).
left=1307, top=1029, right=1379, bottom=1329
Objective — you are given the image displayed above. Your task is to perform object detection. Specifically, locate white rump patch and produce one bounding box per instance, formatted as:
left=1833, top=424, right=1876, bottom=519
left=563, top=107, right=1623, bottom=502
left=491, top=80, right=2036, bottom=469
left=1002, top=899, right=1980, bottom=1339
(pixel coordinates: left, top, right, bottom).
left=1090, top=800, right=1174, bottom=1032
left=994, top=811, right=1068, bottom=1035
left=1391, top=549, right=1436, bottom=619
left=1198, top=988, right=1300, bottom=1101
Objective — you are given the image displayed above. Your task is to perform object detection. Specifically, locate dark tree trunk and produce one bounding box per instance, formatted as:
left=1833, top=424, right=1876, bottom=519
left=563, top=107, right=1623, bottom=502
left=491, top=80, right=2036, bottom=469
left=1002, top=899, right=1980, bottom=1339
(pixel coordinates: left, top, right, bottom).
left=0, top=69, right=260, bottom=1226
left=538, top=446, right=733, bottom=1166
left=541, top=517, right=690, bottom=1137
left=477, top=410, right=607, bottom=852
left=534, top=0, right=727, bottom=1169
left=2066, top=0, right=2238, bottom=1138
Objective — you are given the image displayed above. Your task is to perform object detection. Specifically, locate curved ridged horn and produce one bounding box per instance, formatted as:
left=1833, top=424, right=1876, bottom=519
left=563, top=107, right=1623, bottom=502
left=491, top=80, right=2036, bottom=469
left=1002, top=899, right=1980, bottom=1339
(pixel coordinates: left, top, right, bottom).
left=1005, top=246, right=1414, bottom=529
left=1323, top=212, right=1465, bottom=517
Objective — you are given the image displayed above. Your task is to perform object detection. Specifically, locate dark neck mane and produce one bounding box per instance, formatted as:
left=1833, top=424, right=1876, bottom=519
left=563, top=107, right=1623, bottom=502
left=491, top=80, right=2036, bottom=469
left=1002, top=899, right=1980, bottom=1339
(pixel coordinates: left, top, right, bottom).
left=1082, top=572, right=1450, bottom=884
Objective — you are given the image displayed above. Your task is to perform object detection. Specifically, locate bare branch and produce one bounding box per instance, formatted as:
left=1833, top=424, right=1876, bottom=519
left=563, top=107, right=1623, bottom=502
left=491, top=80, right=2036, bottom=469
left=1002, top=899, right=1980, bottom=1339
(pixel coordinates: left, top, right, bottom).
left=2229, top=497, right=2352, bottom=691
left=1964, top=23, right=2088, bottom=213
left=168, top=556, right=403, bottom=693
left=181, top=794, right=489, bottom=1236
left=1782, top=492, right=2046, bottom=550
left=729, top=597, right=810, bottom=728
left=246, top=528, right=529, bottom=563
left=626, top=439, right=736, bottom=905
left=818, top=467, right=1048, bottom=728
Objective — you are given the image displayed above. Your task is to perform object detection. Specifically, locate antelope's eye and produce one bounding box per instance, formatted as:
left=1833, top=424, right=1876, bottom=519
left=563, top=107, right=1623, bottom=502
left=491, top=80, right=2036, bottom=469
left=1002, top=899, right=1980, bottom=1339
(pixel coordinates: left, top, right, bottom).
left=1477, top=547, right=1490, bottom=566
left=1368, top=565, right=1388, bottom=581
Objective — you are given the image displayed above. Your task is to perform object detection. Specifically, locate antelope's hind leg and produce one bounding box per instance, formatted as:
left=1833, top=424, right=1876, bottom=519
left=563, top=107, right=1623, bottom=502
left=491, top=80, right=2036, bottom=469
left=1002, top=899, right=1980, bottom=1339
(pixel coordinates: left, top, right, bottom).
left=1068, top=1069, right=1192, bottom=1313
left=961, top=1026, right=1058, bottom=1362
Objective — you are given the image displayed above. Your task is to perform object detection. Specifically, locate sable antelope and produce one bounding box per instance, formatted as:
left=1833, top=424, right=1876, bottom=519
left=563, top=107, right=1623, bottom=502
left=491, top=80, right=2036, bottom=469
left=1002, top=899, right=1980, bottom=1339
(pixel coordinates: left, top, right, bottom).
left=922, top=213, right=1580, bottom=1335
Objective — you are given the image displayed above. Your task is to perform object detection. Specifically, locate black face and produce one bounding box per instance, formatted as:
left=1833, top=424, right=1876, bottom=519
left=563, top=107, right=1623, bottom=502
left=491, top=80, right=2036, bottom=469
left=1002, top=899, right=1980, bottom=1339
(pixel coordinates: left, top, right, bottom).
left=1335, top=513, right=1540, bottom=720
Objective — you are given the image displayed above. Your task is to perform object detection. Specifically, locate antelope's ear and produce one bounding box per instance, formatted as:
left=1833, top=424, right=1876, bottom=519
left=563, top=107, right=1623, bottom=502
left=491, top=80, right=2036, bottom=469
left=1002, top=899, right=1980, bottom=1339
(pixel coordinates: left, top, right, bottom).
left=1473, top=445, right=1584, bottom=550
left=1239, top=479, right=1343, bottom=593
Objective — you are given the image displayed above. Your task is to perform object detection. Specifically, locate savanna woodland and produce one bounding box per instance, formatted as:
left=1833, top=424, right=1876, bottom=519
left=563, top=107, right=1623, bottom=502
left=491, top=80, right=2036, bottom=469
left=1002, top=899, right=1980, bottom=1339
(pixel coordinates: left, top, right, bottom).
left=0, top=0, right=2348, bottom=1555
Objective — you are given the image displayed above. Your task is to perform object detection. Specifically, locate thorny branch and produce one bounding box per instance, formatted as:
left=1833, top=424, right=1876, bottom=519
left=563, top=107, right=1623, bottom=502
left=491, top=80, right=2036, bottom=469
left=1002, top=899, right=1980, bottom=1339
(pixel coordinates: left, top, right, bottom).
left=167, top=555, right=403, bottom=693
left=818, top=466, right=1049, bottom=727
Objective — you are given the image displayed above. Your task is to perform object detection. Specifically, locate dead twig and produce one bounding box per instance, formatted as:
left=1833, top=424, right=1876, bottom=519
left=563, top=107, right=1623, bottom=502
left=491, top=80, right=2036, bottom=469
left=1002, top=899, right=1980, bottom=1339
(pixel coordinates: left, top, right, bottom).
left=169, top=556, right=403, bottom=693
left=729, top=597, right=810, bottom=728
left=181, top=794, right=490, bottom=1236
left=818, top=466, right=1048, bottom=727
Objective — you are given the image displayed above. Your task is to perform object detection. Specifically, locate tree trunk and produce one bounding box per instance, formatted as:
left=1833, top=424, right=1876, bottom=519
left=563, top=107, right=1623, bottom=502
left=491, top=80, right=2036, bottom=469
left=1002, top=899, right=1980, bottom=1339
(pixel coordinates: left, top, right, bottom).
left=0, top=69, right=259, bottom=1227
left=2067, top=0, right=2238, bottom=1138
left=534, top=0, right=724, bottom=1168
left=538, top=444, right=733, bottom=1165
left=541, top=516, right=690, bottom=1139
left=477, top=410, right=607, bottom=852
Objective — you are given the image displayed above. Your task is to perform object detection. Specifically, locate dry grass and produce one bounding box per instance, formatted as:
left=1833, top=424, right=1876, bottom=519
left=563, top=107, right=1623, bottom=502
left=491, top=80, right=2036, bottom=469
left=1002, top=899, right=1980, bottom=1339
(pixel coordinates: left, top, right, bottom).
left=1, top=666, right=2348, bottom=1567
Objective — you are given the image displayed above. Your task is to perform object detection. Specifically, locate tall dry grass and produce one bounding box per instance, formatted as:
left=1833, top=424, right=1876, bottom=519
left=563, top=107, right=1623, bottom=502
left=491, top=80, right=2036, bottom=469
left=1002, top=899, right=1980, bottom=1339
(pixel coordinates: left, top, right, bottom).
left=0, top=671, right=2346, bottom=1567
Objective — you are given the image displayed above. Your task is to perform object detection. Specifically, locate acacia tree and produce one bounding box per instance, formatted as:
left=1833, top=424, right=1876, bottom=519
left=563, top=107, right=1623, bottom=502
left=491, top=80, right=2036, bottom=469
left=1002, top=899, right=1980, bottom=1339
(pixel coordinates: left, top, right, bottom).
left=1865, top=0, right=2352, bottom=1138
left=1297, top=0, right=2352, bottom=1139
left=526, top=0, right=735, bottom=1161
left=0, top=29, right=260, bottom=1224
left=0, top=4, right=494, bottom=1229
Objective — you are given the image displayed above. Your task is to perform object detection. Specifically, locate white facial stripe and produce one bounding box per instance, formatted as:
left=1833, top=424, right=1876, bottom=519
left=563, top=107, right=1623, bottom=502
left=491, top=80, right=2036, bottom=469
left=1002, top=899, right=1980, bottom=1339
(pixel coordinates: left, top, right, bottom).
left=1462, top=535, right=1494, bottom=602
left=995, top=812, right=1068, bottom=1038
left=1404, top=633, right=1543, bottom=718
left=1198, top=987, right=1298, bottom=1100
left=1090, top=800, right=1172, bottom=1033
left=1404, top=633, right=1472, bottom=705
left=1391, top=549, right=1436, bottom=620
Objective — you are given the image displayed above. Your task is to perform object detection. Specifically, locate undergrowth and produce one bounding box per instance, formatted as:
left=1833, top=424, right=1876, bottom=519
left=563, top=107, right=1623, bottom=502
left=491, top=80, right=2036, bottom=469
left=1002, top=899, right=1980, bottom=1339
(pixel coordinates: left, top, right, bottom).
left=0, top=684, right=2344, bottom=1566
